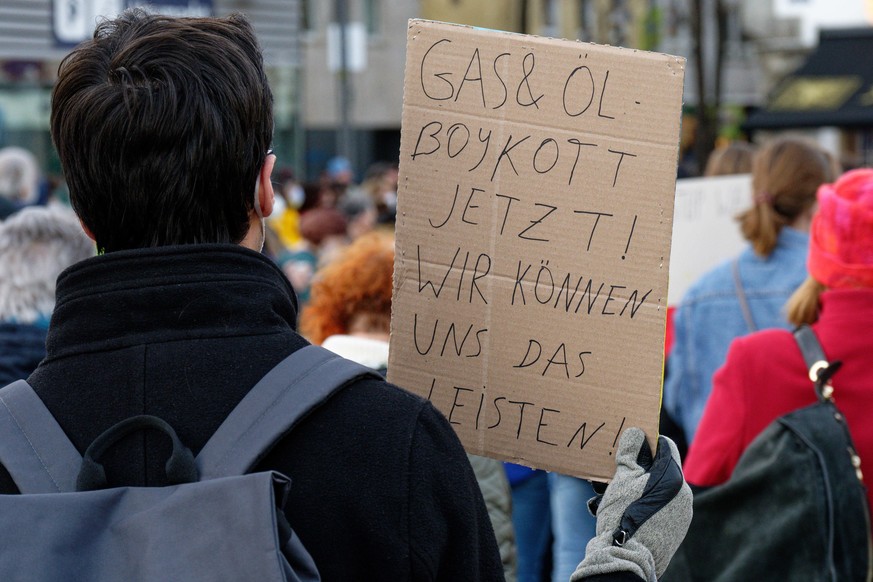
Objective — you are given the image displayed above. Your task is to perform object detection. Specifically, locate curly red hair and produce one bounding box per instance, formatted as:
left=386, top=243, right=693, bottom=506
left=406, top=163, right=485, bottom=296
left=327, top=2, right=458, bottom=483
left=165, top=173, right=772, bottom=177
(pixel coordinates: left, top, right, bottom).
left=299, top=232, right=395, bottom=345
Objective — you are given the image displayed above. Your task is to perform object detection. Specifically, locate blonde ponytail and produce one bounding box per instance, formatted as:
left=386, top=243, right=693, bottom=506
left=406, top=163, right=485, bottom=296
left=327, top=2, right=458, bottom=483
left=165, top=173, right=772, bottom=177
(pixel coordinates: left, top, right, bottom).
left=785, top=276, right=826, bottom=327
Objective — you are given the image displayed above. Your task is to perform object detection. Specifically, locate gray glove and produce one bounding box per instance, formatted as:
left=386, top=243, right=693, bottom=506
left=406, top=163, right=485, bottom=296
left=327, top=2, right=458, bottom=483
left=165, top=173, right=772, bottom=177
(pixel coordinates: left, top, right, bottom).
left=570, top=427, right=692, bottom=582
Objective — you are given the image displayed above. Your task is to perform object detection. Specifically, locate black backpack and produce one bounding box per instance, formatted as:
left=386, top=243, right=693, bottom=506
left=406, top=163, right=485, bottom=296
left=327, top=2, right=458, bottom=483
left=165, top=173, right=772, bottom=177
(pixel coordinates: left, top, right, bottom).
left=663, top=325, right=873, bottom=582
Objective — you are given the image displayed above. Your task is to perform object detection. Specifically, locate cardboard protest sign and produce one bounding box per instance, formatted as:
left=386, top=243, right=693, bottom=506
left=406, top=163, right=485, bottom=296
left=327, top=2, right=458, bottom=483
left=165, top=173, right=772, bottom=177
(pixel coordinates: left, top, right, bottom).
left=388, top=20, right=685, bottom=480
left=668, top=174, right=751, bottom=305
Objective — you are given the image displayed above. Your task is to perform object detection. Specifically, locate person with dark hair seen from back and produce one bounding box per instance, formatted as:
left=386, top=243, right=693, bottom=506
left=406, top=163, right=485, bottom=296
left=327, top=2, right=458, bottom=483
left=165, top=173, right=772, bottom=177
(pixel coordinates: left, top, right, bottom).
left=663, top=136, right=837, bottom=444
left=0, top=206, right=94, bottom=385
left=0, top=10, right=506, bottom=581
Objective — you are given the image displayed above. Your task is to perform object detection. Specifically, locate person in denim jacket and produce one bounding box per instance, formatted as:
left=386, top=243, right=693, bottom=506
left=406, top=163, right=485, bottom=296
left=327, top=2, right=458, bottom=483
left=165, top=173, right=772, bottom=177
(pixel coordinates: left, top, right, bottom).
left=664, top=137, right=837, bottom=443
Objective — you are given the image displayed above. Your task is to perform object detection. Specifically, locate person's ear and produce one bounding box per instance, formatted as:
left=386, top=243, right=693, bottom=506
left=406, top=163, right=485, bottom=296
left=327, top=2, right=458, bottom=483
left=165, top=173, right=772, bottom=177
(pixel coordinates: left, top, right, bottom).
left=78, top=218, right=96, bottom=242
left=257, top=153, right=276, bottom=219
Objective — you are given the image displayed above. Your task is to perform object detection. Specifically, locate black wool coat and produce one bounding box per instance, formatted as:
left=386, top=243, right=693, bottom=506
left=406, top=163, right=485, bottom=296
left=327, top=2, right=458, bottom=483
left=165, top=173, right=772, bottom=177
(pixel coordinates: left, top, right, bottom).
left=0, top=244, right=504, bottom=582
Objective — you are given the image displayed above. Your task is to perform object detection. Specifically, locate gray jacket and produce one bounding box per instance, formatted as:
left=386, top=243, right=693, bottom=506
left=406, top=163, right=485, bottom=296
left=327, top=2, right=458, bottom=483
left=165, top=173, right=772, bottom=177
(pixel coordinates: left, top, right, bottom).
left=468, top=454, right=517, bottom=582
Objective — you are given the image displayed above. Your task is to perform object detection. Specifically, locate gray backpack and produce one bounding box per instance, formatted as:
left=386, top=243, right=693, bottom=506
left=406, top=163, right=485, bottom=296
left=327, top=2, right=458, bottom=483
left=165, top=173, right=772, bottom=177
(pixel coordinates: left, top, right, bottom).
left=0, top=345, right=377, bottom=581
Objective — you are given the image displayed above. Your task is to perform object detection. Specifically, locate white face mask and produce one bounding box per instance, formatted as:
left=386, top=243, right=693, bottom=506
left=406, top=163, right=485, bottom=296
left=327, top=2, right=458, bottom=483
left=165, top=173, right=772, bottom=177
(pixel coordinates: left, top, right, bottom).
left=289, top=184, right=305, bottom=209
left=383, top=190, right=397, bottom=210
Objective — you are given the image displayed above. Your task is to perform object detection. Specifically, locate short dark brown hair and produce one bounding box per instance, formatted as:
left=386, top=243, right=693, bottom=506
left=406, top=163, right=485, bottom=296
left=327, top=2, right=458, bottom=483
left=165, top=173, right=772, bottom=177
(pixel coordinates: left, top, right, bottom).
left=51, top=9, right=273, bottom=251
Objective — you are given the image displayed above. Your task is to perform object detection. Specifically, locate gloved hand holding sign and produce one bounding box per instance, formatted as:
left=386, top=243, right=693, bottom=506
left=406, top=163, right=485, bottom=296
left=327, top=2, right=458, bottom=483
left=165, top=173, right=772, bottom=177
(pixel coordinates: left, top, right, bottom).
left=571, top=427, right=693, bottom=582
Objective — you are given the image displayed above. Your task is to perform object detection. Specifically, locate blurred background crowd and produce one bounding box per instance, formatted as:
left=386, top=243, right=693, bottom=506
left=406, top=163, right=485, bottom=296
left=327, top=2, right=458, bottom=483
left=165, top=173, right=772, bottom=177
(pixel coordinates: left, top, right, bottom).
left=4, top=1, right=873, bottom=582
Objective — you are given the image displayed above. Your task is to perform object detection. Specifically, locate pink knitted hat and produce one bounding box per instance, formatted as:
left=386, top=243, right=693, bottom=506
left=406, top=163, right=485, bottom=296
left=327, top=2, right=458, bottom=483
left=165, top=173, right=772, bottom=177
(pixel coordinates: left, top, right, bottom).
left=808, top=168, right=873, bottom=288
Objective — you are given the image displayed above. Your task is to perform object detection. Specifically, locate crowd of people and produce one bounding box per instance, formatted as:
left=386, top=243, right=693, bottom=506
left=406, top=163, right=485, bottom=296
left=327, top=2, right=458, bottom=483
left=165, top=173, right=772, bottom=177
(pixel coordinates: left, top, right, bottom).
left=1, top=8, right=872, bottom=582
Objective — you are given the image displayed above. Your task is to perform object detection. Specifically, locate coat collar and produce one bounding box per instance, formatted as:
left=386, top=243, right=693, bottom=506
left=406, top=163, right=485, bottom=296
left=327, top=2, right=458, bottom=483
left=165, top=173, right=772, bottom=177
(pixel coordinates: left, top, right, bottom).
left=819, top=288, right=873, bottom=325
left=46, top=244, right=299, bottom=361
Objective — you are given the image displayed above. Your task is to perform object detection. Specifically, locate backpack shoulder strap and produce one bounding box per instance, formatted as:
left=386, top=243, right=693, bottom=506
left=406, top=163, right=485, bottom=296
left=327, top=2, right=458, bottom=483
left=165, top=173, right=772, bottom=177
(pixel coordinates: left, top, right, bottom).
left=793, top=324, right=840, bottom=402
left=196, top=344, right=379, bottom=479
left=0, top=380, right=81, bottom=493
left=793, top=324, right=827, bottom=371
left=732, top=258, right=757, bottom=333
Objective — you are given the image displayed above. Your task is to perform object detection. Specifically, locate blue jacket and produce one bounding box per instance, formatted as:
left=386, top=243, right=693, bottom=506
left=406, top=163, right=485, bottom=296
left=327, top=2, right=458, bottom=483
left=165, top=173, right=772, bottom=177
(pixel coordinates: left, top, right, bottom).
left=664, top=227, right=809, bottom=442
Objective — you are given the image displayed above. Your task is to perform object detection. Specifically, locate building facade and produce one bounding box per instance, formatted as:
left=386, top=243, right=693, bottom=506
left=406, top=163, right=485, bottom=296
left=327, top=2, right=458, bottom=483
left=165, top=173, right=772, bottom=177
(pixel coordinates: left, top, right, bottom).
left=0, top=0, right=303, bottom=177
left=2, top=1, right=870, bottom=184
left=298, top=0, right=414, bottom=180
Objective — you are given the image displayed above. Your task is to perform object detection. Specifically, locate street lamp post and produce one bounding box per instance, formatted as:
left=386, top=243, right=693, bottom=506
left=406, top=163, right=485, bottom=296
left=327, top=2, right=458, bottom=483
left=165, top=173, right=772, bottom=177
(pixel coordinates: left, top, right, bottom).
left=334, top=0, right=354, bottom=170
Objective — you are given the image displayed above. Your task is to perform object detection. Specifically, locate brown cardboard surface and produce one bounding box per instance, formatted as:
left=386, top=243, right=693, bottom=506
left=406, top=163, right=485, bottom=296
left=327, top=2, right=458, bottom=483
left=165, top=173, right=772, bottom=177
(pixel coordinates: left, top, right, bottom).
left=387, top=19, right=685, bottom=481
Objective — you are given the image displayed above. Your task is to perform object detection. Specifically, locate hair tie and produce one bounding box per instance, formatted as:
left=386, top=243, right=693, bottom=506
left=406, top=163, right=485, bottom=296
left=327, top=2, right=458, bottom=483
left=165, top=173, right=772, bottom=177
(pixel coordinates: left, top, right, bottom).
left=754, top=190, right=774, bottom=205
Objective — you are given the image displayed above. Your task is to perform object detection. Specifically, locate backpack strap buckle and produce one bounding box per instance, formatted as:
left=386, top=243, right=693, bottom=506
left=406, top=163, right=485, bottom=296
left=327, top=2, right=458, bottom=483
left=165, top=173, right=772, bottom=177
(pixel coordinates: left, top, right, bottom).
left=794, top=326, right=842, bottom=402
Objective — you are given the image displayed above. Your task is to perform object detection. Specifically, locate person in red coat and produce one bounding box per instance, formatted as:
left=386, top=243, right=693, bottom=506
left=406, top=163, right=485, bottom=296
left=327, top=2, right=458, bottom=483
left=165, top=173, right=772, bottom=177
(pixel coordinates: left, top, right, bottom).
left=684, top=168, right=873, bottom=515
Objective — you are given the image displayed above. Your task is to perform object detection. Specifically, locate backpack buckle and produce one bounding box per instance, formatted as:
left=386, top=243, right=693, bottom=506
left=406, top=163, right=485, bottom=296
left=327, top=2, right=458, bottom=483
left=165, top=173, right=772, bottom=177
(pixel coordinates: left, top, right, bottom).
left=808, top=360, right=829, bottom=383
left=612, top=528, right=629, bottom=547
left=850, top=449, right=864, bottom=483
